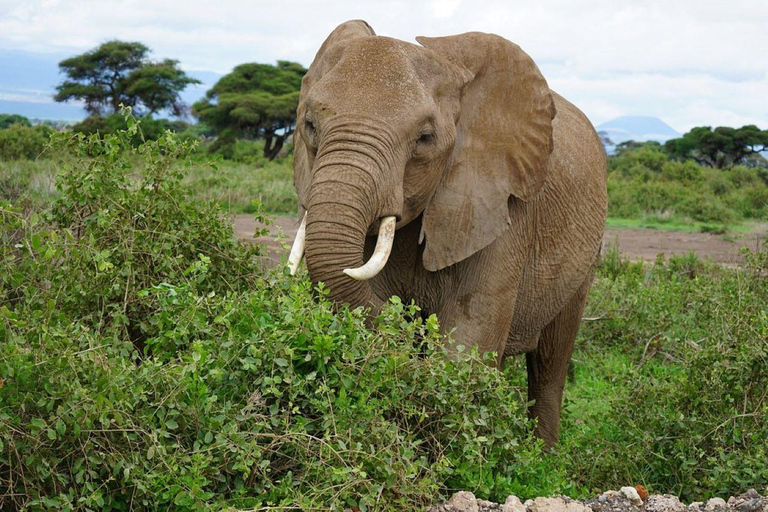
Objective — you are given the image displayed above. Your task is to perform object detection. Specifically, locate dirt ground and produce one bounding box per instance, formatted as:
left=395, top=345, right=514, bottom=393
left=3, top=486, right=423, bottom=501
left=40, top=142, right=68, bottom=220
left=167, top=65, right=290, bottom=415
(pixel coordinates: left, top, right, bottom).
left=233, top=214, right=766, bottom=267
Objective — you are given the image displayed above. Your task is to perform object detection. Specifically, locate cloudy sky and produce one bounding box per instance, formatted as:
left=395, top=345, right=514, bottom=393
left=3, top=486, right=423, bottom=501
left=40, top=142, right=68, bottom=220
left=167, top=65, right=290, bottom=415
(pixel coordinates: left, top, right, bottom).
left=1, top=0, right=766, bottom=131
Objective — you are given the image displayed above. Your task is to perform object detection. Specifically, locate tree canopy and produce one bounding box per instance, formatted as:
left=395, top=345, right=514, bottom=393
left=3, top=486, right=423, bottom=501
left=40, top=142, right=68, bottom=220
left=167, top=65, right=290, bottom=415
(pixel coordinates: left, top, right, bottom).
left=192, top=61, right=306, bottom=160
left=665, top=125, right=768, bottom=169
left=54, top=41, right=200, bottom=117
left=0, top=114, right=32, bottom=129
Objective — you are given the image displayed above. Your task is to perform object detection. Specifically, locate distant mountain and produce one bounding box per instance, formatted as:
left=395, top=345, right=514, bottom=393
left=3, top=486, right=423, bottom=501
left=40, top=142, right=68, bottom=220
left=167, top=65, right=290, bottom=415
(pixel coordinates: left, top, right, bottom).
left=596, top=116, right=681, bottom=153
left=0, top=49, right=222, bottom=122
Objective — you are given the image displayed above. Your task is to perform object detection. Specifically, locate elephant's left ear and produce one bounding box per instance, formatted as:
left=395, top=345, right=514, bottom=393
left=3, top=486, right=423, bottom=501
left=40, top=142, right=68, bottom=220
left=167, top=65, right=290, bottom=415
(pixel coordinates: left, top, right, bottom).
left=417, top=32, right=556, bottom=271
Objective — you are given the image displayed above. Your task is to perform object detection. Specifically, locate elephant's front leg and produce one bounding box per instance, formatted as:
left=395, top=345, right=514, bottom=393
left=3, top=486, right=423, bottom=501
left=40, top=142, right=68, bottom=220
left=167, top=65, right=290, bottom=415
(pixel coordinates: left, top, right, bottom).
left=434, top=236, right=529, bottom=366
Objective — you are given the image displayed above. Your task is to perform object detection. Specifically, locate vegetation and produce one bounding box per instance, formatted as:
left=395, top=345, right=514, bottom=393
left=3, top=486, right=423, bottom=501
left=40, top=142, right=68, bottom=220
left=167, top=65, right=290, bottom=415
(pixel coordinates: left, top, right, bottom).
left=0, top=123, right=53, bottom=161
left=665, top=125, right=768, bottom=169
left=0, top=116, right=766, bottom=508
left=182, top=139, right=296, bottom=214
left=556, top=246, right=768, bottom=501
left=607, top=142, right=768, bottom=229
left=0, top=113, right=32, bottom=129
left=70, top=113, right=194, bottom=147
left=1, top=115, right=552, bottom=509
left=54, top=40, right=200, bottom=117
left=193, top=61, right=306, bottom=160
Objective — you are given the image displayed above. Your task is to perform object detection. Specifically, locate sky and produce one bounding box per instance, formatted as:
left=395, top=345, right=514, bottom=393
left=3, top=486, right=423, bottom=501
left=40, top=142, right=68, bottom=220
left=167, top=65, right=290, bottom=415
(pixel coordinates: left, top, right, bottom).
left=1, top=0, right=767, bottom=131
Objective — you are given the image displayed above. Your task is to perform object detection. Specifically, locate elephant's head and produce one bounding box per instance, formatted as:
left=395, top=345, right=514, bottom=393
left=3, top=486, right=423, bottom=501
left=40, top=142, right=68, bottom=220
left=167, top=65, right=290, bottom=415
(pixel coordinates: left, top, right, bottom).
left=290, top=20, right=555, bottom=310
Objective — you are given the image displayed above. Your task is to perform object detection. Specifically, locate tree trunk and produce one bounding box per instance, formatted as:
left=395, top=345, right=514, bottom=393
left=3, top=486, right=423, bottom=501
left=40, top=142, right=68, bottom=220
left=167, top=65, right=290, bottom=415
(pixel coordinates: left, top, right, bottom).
left=264, top=134, right=286, bottom=161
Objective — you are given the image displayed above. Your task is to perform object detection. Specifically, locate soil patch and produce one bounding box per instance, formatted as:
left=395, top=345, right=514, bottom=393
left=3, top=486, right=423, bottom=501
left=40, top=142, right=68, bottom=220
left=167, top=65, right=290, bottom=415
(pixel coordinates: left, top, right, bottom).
left=233, top=214, right=766, bottom=267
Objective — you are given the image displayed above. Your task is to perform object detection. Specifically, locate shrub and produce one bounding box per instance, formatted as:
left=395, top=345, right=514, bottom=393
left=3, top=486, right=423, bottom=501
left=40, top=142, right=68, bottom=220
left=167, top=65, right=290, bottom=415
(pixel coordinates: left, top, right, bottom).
left=3, top=111, right=265, bottom=350
left=0, top=112, right=552, bottom=509
left=72, top=113, right=191, bottom=146
left=569, top=251, right=768, bottom=500
left=607, top=145, right=768, bottom=224
left=0, top=123, right=52, bottom=160
left=677, top=194, right=733, bottom=223
left=0, top=113, right=32, bottom=129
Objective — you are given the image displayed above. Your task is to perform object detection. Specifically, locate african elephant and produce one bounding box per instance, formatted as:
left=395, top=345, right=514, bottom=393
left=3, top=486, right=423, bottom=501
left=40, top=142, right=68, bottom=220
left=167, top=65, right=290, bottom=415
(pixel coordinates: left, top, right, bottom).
left=288, top=20, right=607, bottom=447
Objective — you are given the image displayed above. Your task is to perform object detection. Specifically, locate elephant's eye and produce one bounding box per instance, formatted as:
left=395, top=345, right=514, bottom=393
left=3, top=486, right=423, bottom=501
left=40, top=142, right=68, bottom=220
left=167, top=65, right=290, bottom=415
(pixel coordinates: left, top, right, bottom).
left=417, top=132, right=435, bottom=145
left=303, top=119, right=316, bottom=146
left=304, top=119, right=316, bottom=135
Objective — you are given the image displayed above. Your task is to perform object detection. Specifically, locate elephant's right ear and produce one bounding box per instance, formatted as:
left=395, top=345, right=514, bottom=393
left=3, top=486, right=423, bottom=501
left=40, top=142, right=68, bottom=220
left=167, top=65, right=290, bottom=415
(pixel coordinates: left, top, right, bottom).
left=293, top=20, right=376, bottom=216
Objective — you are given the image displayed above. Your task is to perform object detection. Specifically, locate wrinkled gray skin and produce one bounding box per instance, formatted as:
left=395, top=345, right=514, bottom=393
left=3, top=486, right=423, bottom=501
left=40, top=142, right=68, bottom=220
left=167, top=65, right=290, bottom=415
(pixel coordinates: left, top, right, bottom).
left=293, top=20, right=607, bottom=447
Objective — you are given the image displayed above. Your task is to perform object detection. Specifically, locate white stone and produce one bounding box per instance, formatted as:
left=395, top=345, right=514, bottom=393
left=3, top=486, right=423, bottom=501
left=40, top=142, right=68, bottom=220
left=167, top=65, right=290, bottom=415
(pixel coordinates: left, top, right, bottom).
left=501, top=496, right=526, bottom=512
left=705, top=498, right=727, bottom=511
left=525, top=497, right=591, bottom=512
left=445, top=491, right=479, bottom=512
left=621, top=487, right=644, bottom=507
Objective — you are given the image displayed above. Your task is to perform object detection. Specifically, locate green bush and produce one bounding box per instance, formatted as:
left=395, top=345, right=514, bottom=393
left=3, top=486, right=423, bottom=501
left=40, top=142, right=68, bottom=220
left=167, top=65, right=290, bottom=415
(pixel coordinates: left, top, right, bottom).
left=607, top=146, right=768, bottom=225
left=0, top=113, right=32, bottom=129
left=0, top=123, right=52, bottom=160
left=72, top=113, right=191, bottom=146
left=1, top=113, right=552, bottom=509
left=5, top=114, right=264, bottom=350
left=567, top=251, right=768, bottom=500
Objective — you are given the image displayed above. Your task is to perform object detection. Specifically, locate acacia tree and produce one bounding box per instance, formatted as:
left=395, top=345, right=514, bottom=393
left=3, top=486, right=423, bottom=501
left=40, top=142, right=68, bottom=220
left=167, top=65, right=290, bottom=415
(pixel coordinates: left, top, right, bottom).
left=54, top=41, right=199, bottom=117
left=193, top=61, right=306, bottom=160
left=665, top=125, right=768, bottom=168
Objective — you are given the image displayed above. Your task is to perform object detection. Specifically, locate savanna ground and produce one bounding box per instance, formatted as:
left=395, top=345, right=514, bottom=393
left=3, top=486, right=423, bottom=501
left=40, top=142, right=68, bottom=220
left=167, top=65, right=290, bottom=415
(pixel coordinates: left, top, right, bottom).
left=234, top=214, right=767, bottom=267
left=1, top=120, right=767, bottom=509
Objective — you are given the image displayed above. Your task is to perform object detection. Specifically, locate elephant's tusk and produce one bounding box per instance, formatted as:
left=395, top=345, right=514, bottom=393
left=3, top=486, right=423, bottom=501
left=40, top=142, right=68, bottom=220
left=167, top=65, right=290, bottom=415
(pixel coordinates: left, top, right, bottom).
left=343, top=216, right=397, bottom=281
left=287, top=212, right=307, bottom=276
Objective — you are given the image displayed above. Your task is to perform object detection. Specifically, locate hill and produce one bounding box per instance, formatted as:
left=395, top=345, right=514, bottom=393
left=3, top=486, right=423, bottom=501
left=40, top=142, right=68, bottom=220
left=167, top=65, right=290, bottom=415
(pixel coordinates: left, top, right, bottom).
left=597, top=116, right=680, bottom=152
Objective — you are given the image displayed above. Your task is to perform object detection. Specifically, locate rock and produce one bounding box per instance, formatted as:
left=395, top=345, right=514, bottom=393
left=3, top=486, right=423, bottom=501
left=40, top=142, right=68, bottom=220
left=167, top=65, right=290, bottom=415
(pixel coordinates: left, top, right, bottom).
left=501, top=496, right=526, bottom=512
left=430, top=488, right=767, bottom=512
left=729, top=491, right=768, bottom=512
left=432, top=491, right=479, bottom=512
left=705, top=497, right=728, bottom=512
left=477, top=499, right=500, bottom=511
left=621, top=487, right=644, bottom=507
left=725, top=490, right=768, bottom=512
left=585, top=490, right=643, bottom=512
left=646, top=495, right=687, bottom=512
left=525, top=496, right=591, bottom=512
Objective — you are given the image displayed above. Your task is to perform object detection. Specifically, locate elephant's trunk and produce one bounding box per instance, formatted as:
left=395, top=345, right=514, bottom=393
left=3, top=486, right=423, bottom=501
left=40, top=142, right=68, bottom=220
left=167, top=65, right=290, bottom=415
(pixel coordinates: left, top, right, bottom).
left=303, top=144, right=401, bottom=312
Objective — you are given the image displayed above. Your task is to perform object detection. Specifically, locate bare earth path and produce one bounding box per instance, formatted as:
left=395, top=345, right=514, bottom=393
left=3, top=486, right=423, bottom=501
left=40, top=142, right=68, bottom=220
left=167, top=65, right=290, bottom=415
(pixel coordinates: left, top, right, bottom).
left=233, top=214, right=766, bottom=267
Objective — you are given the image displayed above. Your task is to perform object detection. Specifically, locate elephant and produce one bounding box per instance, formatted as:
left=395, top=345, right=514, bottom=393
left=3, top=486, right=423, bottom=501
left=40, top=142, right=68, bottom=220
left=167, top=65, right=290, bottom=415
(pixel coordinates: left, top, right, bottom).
left=287, top=20, right=607, bottom=447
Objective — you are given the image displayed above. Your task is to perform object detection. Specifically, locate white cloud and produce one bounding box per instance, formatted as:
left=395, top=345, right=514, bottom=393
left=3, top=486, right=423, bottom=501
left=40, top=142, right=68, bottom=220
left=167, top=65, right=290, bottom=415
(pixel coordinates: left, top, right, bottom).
left=1, top=0, right=766, bottom=129
left=0, top=86, right=55, bottom=103
left=548, top=70, right=768, bottom=131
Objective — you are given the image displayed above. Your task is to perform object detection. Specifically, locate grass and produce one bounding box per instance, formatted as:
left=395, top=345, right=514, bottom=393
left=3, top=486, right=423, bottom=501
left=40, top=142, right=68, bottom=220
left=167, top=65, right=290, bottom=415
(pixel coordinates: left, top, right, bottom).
left=605, top=217, right=761, bottom=234
left=0, top=141, right=299, bottom=215
left=183, top=157, right=296, bottom=214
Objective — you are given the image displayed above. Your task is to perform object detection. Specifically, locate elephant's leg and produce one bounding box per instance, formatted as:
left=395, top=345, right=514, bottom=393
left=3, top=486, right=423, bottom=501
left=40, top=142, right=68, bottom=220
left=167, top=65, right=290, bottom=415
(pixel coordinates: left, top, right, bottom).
left=526, top=272, right=593, bottom=447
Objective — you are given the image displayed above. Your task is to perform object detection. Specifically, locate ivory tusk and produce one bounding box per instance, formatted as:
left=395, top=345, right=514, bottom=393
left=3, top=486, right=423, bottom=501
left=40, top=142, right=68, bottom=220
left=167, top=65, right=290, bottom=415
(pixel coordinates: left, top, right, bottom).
left=287, top=212, right=307, bottom=276
left=343, top=216, right=397, bottom=281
